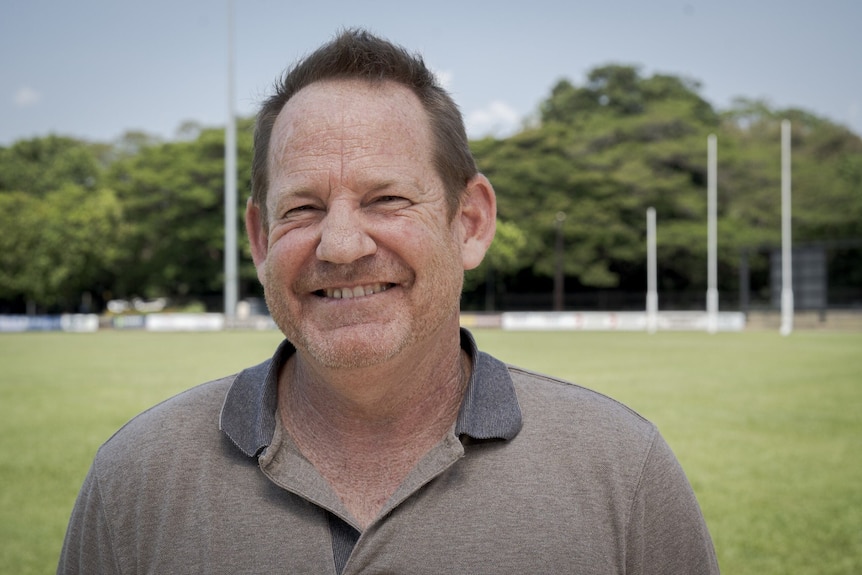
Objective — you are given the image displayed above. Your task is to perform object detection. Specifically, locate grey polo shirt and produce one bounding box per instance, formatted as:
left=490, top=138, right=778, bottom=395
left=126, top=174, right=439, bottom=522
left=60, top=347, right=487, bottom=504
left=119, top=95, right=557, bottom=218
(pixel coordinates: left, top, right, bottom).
left=58, top=329, right=719, bottom=574
left=220, top=329, right=521, bottom=573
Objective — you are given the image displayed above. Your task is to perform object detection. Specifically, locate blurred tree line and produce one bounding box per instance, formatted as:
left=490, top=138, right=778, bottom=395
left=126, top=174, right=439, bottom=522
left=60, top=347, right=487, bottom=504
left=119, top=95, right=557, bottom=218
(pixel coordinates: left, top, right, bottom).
left=1, top=65, right=860, bottom=314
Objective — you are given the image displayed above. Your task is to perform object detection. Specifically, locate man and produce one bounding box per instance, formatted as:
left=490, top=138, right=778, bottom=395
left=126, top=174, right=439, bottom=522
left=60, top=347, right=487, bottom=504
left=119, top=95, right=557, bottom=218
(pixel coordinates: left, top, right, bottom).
left=59, top=29, right=719, bottom=574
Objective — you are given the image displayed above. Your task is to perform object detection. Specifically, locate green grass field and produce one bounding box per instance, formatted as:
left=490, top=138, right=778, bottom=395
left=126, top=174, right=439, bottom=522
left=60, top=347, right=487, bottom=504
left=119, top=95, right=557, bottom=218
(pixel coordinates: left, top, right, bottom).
left=1, top=329, right=860, bottom=574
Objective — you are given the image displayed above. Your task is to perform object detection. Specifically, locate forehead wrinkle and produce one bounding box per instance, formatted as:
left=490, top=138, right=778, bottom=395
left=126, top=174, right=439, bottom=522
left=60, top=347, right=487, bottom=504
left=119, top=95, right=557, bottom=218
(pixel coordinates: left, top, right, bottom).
left=270, top=118, right=341, bottom=190
left=270, top=79, right=436, bottom=200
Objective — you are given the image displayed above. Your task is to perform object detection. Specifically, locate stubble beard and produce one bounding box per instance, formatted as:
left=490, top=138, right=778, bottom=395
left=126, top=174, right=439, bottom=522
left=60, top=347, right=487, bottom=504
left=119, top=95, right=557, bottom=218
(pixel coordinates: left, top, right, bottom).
left=262, top=255, right=464, bottom=370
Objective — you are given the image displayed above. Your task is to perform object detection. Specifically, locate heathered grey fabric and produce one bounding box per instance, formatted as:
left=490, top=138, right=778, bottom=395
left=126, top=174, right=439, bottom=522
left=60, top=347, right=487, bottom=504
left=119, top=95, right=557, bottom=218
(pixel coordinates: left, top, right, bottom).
left=58, top=330, right=719, bottom=574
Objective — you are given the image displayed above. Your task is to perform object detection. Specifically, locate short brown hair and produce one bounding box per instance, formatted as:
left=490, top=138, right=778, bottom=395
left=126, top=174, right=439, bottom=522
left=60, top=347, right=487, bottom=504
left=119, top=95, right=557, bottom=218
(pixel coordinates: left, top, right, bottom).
left=251, top=28, right=477, bottom=227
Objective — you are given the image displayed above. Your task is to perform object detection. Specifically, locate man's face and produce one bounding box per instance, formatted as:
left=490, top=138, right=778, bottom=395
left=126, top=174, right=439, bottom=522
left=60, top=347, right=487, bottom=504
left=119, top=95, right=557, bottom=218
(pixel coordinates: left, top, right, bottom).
left=255, top=79, right=466, bottom=369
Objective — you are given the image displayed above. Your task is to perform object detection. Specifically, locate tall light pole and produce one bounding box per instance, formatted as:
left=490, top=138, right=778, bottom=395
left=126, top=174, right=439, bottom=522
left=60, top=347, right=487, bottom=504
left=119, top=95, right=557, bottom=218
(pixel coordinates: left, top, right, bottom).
left=553, top=212, right=566, bottom=311
left=646, top=207, right=658, bottom=334
left=780, top=120, right=794, bottom=336
left=707, top=134, right=719, bottom=333
left=223, top=0, right=238, bottom=320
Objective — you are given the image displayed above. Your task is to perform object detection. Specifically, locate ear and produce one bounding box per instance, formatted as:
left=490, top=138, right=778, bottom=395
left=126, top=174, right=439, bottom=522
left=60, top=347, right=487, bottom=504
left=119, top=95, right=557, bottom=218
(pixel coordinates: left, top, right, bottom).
left=245, top=198, right=269, bottom=276
left=458, top=173, right=497, bottom=271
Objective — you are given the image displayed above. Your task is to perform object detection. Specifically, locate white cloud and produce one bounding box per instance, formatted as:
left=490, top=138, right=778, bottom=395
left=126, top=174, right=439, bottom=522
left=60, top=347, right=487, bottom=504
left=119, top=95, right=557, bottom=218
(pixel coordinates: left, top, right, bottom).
left=426, top=69, right=520, bottom=138
left=14, top=86, right=42, bottom=107
left=465, top=100, right=521, bottom=139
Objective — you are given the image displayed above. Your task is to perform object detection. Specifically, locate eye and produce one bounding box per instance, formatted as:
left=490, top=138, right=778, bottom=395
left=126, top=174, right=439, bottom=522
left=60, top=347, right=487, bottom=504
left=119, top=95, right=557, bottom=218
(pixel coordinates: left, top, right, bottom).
left=288, top=204, right=317, bottom=213
left=370, top=195, right=412, bottom=208
left=283, top=203, right=322, bottom=216
left=275, top=203, right=322, bottom=225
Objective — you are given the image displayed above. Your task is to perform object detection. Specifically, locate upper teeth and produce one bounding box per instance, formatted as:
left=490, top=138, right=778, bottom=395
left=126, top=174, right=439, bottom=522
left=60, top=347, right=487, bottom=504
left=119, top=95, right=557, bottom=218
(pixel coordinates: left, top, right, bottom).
left=325, top=283, right=390, bottom=299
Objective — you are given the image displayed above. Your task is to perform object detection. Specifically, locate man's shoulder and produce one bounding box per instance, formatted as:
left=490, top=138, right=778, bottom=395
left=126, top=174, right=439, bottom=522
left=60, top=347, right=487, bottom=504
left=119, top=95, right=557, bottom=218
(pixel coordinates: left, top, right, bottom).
left=506, top=364, right=655, bottom=440
left=94, top=374, right=239, bottom=465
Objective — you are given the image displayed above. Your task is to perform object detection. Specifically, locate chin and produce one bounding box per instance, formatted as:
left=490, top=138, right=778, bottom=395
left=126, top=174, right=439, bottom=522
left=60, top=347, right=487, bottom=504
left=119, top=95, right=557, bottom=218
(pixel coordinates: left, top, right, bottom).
left=302, top=335, right=407, bottom=370
left=293, top=321, right=413, bottom=370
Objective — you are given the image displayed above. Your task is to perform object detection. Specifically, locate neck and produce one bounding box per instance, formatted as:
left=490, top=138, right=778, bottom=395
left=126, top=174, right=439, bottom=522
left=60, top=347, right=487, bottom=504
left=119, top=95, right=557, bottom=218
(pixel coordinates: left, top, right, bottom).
left=277, top=329, right=470, bottom=528
left=281, top=333, right=468, bottom=444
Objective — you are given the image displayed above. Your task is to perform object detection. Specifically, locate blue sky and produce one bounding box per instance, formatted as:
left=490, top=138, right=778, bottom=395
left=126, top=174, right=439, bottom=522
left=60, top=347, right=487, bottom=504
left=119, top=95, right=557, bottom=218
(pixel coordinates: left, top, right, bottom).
left=2, top=0, right=860, bottom=146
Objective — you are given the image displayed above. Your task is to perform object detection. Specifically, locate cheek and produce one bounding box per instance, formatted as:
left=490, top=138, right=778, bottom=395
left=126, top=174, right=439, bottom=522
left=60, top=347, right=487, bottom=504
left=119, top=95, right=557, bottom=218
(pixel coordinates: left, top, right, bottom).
left=262, top=238, right=305, bottom=289
left=261, top=256, right=281, bottom=294
left=399, top=224, right=463, bottom=282
left=269, top=227, right=318, bottom=263
left=384, top=212, right=458, bottom=254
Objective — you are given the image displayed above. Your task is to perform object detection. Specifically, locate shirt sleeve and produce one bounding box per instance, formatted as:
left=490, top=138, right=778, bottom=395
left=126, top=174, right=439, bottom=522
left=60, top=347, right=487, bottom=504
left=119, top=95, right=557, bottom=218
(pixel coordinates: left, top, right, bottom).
left=625, top=432, right=720, bottom=574
left=57, top=461, right=120, bottom=575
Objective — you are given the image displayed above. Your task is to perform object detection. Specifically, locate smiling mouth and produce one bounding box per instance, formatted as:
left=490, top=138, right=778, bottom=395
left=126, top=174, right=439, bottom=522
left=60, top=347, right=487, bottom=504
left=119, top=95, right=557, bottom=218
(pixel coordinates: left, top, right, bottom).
left=317, top=283, right=394, bottom=299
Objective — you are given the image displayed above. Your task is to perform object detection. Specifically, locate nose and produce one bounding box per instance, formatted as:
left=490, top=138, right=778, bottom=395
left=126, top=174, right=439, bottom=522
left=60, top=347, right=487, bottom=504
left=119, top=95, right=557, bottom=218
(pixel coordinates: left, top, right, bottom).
left=315, top=201, right=377, bottom=264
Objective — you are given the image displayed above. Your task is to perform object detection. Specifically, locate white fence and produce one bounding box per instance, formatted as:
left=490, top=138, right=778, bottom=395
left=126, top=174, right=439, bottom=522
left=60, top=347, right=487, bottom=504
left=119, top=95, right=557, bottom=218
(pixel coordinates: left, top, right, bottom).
left=2, top=311, right=746, bottom=333
left=498, top=311, right=746, bottom=332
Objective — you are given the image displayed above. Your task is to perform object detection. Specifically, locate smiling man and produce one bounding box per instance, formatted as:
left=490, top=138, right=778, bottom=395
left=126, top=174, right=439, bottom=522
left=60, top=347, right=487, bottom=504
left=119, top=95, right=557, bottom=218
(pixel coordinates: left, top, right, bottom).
left=59, top=29, right=719, bottom=574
